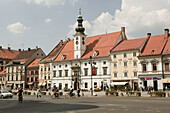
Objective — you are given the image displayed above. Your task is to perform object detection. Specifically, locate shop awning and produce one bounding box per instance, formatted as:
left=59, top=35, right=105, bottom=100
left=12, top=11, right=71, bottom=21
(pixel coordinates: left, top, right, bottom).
left=110, top=82, right=128, bottom=86
left=28, top=82, right=33, bottom=85
left=7, top=83, right=13, bottom=86
left=162, top=78, right=170, bottom=83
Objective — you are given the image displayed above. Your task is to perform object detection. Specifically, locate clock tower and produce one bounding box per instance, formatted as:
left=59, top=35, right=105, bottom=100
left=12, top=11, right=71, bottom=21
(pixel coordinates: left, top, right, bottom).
left=73, top=9, right=86, bottom=59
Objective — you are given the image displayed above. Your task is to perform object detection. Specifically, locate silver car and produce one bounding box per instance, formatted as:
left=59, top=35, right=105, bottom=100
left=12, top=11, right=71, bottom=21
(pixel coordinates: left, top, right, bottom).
left=0, top=90, right=13, bottom=98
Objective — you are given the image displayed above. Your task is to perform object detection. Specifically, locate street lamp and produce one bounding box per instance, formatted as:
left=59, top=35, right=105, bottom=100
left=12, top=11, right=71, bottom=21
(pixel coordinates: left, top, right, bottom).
left=89, top=56, right=93, bottom=96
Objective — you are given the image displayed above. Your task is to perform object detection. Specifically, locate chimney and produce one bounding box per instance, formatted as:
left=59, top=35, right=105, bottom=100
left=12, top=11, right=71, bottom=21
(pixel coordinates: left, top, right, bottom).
left=165, top=29, right=169, bottom=38
left=147, top=33, right=151, bottom=38
left=36, top=46, right=38, bottom=50
left=0, top=46, right=2, bottom=49
left=8, top=47, right=10, bottom=50
left=18, top=49, right=21, bottom=52
left=121, top=27, right=127, bottom=40
left=28, top=48, right=31, bottom=51
left=67, top=38, right=71, bottom=41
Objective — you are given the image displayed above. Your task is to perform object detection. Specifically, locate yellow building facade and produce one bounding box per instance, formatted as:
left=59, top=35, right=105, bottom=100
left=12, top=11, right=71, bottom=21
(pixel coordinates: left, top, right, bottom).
left=110, top=50, right=140, bottom=90
left=110, top=37, right=148, bottom=90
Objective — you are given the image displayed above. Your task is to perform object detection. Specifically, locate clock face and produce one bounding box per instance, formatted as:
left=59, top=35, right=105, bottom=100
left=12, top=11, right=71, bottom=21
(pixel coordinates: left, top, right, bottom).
left=76, top=41, right=79, bottom=45
left=82, top=41, right=85, bottom=45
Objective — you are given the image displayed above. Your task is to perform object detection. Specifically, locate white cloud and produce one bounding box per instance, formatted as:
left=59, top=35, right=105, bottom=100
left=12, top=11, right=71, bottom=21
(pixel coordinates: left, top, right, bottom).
left=7, top=22, right=30, bottom=34
left=68, top=0, right=170, bottom=39
left=26, top=0, right=78, bottom=7
left=45, top=18, right=52, bottom=23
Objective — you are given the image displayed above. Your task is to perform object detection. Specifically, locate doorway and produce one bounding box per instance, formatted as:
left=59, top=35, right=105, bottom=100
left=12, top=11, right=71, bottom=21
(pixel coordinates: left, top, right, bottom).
left=154, top=80, right=158, bottom=91
left=144, top=81, right=147, bottom=90
left=134, top=82, right=138, bottom=91
left=74, top=78, right=79, bottom=90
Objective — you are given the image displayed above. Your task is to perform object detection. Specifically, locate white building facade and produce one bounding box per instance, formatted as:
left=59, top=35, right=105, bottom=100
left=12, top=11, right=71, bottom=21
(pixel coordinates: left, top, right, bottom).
left=138, top=56, right=164, bottom=91
left=52, top=58, right=111, bottom=90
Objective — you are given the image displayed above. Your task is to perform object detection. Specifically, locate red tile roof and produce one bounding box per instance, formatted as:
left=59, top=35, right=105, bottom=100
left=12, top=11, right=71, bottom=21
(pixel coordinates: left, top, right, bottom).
left=54, top=31, right=121, bottom=62
left=111, top=38, right=147, bottom=52
left=139, top=34, right=167, bottom=56
left=14, top=49, right=38, bottom=60
left=40, top=41, right=67, bottom=62
left=163, top=38, right=170, bottom=54
left=0, top=49, right=20, bottom=60
left=28, top=58, right=42, bottom=68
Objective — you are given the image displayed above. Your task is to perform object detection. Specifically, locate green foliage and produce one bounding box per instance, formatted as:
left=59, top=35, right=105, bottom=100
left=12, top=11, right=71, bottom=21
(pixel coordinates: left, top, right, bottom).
left=127, top=91, right=141, bottom=96
left=64, top=88, right=70, bottom=92
left=109, top=91, right=118, bottom=96
left=94, top=89, right=102, bottom=92
left=81, top=89, right=88, bottom=92
left=41, top=92, right=46, bottom=95
left=150, top=91, right=165, bottom=97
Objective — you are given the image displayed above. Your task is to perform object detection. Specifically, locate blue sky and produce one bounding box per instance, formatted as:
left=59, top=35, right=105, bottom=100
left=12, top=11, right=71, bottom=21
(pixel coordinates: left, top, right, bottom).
left=1, top=0, right=170, bottom=54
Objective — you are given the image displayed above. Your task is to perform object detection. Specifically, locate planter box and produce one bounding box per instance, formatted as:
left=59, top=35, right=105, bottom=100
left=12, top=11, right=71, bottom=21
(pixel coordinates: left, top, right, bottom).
left=150, top=91, right=166, bottom=97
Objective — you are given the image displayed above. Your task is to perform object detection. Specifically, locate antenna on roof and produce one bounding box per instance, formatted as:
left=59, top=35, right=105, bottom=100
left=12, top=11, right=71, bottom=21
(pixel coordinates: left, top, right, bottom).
left=106, top=28, right=107, bottom=34
left=8, top=43, right=10, bottom=47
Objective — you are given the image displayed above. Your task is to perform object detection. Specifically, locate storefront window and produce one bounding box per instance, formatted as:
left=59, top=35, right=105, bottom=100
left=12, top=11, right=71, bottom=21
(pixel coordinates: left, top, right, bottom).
left=85, top=82, right=88, bottom=88
left=94, top=82, right=97, bottom=88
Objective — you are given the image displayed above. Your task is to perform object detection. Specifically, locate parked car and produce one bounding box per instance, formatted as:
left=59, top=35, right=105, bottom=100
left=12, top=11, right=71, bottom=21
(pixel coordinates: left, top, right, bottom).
left=0, top=90, right=13, bottom=98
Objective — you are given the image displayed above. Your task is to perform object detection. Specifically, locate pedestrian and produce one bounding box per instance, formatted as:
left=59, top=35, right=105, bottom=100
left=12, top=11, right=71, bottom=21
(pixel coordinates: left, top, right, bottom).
left=37, top=88, right=41, bottom=98
left=18, top=88, right=23, bottom=103
left=147, top=86, right=150, bottom=94
left=77, top=88, right=80, bottom=97
left=70, top=86, right=73, bottom=96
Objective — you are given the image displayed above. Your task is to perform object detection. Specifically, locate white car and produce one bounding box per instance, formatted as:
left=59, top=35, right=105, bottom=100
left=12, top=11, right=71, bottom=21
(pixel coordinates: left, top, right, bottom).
left=0, top=90, right=13, bottom=99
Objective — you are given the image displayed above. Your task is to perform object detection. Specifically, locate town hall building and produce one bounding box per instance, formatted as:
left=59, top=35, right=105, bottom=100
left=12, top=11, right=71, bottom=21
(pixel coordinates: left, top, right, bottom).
left=51, top=10, right=127, bottom=90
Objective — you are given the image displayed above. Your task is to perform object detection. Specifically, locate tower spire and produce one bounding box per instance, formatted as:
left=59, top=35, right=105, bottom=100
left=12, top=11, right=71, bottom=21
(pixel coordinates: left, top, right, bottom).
left=74, top=8, right=85, bottom=35
left=79, top=8, right=81, bottom=15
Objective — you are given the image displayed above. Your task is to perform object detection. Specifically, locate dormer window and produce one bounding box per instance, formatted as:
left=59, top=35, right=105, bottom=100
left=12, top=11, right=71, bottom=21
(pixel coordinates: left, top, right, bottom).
left=61, top=55, right=66, bottom=60
left=93, top=50, right=99, bottom=57
left=151, top=50, right=154, bottom=54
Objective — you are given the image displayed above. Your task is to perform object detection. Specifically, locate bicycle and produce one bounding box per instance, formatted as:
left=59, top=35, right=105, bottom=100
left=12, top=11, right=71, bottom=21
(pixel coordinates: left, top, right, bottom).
left=51, top=93, right=59, bottom=99
left=65, top=92, right=75, bottom=98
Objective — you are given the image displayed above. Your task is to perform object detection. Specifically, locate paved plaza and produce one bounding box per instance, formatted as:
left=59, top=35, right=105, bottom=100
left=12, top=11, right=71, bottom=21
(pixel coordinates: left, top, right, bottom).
left=0, top=95, right=170, bottom=113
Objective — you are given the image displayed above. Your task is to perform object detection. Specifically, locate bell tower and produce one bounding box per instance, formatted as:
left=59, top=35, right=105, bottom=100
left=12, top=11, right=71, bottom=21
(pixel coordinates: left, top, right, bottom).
left=73, top=9, right=86, bottom=59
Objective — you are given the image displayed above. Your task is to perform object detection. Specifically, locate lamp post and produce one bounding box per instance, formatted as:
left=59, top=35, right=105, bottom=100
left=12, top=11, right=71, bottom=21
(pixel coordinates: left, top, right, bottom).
left=89, top=56, right=93, bottom=96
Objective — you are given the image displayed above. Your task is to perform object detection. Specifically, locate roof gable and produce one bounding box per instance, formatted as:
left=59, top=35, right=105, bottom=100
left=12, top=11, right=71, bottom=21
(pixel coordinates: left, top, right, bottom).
left=111, top=37, right=147, bottom=52
left=163, top=38, right=170, bottom=54
left=139, top=34, right=167, bottom=56
left=54, top=31, right=121, bottom=62
left=14, top=49, right=38, bottom=60
left=27, top=58, right=42, bottom=68
left=41, top=41, right=67, bottom=62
